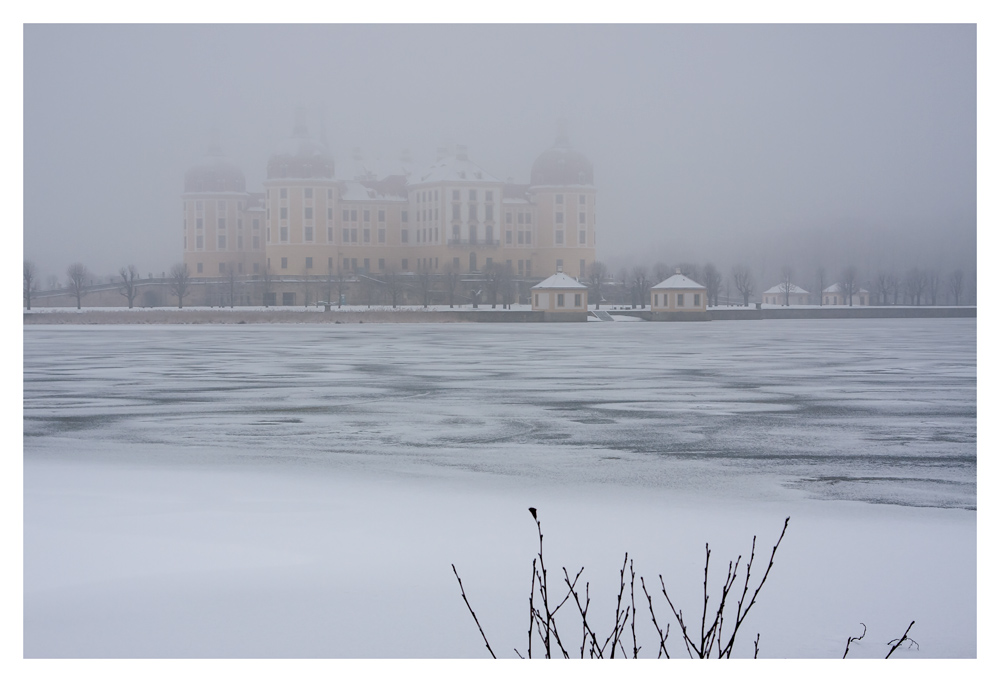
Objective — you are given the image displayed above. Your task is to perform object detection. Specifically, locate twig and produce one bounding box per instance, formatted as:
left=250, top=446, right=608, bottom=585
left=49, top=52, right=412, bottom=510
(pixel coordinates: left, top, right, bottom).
left=451, top=563, right=496, bottom=659
left=641, top=576, right=670, bottom=658
left=886, top=621, right=917, bottom=659
left=753, top=633, right=760, bottom=659
left=630, top=559, right=640, bottom=658
left=843, top=622, right=866, bottom=659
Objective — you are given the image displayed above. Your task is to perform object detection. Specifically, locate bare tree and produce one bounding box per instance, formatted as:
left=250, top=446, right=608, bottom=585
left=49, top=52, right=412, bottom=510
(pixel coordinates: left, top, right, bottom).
left=118, top=265, right=140, bottom=308
left=261, top=264, right=274, bottom=306
left=225, top=264, right=240, bottom=308
left=732, top=265, right=755, bottom=307
left=815, top=267, right=827, bottom=306
left=417, top=263, right=433, bottom=308
left=779, top=266, right=795, bottom=306
left=443, top=261, right=461, bottom=308
left=383, top=267, right=403, bottom=307
left=587, top=261, right=609, bottom=309
left=948, top=269, right=964, bottom=306
left=168, top=262, right=191, bottom=309
left=652, top=262, right=672, bottom=284
left=904, top=267, right=926, bottom=305
left=24, top=259, right=38, bottom=310
left=500, top=263, right=516, bottom=309
left=925, top=269, right=940, bottom=306
left=66, top=262, right=89, bottom=309
left=336, top=266, right=351, bottom=307
left=630, top=266, right=650, bottom=309
left=702, top=263, right=722, bottom=307
left=875, top=271, right=895, bottom=305
left=483, top=262, right=503, bottom=309
left=839, top=266, right=860, bottom=306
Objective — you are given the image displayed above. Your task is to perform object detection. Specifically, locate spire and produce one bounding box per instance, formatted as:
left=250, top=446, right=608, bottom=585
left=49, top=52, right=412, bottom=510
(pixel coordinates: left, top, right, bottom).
left=292, top=106, right=308, bottom=137
left=554, top=117, right=570, bottom=148
left=207, top=125, right=223, bottom=156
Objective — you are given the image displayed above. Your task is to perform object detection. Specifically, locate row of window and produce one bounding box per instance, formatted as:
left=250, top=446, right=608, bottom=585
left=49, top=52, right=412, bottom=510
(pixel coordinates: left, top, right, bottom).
left=653, top=293, right=702, bottom=307
left=186, top=200, right=247, bottom=213
left=537, top=293, right=584, bottom=308
left=554, top=194, right=587, bottom=205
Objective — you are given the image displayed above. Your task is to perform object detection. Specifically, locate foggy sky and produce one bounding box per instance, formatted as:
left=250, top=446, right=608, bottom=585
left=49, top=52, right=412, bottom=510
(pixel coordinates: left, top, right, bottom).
left=23, top=24, right=976, bottom=287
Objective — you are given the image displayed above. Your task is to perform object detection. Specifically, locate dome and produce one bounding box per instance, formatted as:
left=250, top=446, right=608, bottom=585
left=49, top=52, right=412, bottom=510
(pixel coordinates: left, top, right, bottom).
left=530, top=129, right=593, bottom=187
left=184, top=142, right=246, bottom=193
left=266, top=120, right=335, bottom=180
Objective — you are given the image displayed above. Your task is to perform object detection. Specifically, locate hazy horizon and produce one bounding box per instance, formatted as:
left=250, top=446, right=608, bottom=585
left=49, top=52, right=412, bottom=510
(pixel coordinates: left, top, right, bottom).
left=23, top=24, right=976, bottom=289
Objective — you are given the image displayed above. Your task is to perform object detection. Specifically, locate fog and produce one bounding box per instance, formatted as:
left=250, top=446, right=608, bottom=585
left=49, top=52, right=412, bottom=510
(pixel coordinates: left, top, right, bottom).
left=23, top=24, right=975, bottom=286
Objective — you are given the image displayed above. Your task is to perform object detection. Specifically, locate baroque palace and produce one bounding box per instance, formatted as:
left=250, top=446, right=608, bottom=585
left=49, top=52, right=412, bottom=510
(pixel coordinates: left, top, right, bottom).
left=182, top=115, right=597, bottom=305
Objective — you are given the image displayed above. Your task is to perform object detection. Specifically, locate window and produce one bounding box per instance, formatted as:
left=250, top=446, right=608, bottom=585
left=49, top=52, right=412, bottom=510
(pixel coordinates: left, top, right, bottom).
left=574, top=294, right=582, bottom=307
left=363, top=229, right=370, bottom=243
left=280, top=207, right=287, bottom=219
left=282, top=292, right=295, bottom=306
left=343, top=228, right=350, bottom=242
left=556, top=194, right=563, bottom=204
left=579, top=213, right=586, bottom=224
left=694, top=293, right=701, bottom=306
left=218, top=218, right=226, bottom=230
left=281, top=257, right=288, bottom=269
left=556, top=230, right=564, bottom=245
left=197, top=262, right=203, bottom=273
left=378, top=210, right=385, bottom=222
left=196, top=235, right=203, bottom=249
left=469, top=226, right=477, bottom=243
left=453, top=225, right=460, bottom=240
left=218, top=235, right=226, bottom=249
left=486, top=190, right=493, bottom=202
left=517, top=213, right=524, bottom=225
left=304, top=188, right=312, bottom=198
left=402, top=258, right=408, bottom=270
left=280, top=226, right=288, bottom=242
left=556, top=212, right=563, bottom=224
left=506, top=212, right=512, bottom=224
left=485, top=226, right=493, bottom=243
left=305, top=226, right=314, bottom=242
left=197, top=218, right=203, bottom=230
left=556, top=259, right=564, bottom=271
left=506, top=231, right=512, bottom=244
left=363, top=210, right=370, bottom=222
left=677, top=293, right=684, bottom=307
left=557, top=293, right=565, bottom=307
left=485, top=205, right=493, bottom=221
left=469, top=204, right=477, bottom=221
left=452, top=204, right=461, bottom=220
left=401, top=229, right=408, bottom=243
left=402, top=210, right=408, bottom=222
left=378, top=258, right=385, bottom=271
left=351, top=210, right=357, bottom=221
left=305, top=207, right=313, bottom=219
left=351, top=228, right=357, bottom=243
left=518, top=260, right=524, bottom=275
left=526, top=260, right=531, bottom=276
left=525, top=232, right=531, bottom=244
left=280, top=188, right=287, bottom=199
left=378, top=228, right=386, bottom=243
left=579, top=230, right=586, bottom=244
left=327, top=208, right=333, bottom=220
left=343, top=209, right=350, bottom=221
left=579, top=195, right=586, bottom=204
left=655, top=294, right=660, bottom=307
left=362, top=258, right=370, bottom=271
left=469, top=190, right=477, bottom=201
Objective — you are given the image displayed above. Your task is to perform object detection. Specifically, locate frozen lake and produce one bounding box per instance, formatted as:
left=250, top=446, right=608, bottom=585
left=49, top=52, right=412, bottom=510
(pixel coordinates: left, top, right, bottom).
left=23, top=319, right=976, bottom=658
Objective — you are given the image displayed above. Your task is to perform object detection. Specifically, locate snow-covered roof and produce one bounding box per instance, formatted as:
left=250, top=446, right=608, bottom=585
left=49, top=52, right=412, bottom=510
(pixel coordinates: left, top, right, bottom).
left=651, top=274, right=705, bottom=290
left=339, top=181, right=406, bottom=203
left=531, top=272, right=588, bottom=290
left=823, top=283, right=870, bottom=294
left=763, top=283, right=809, bottom=295
left=410, top=155, right=501, bottom=185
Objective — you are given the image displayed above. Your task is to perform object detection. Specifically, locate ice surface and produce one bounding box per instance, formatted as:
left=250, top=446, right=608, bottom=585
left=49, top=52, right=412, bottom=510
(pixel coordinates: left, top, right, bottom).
left=22, top=319, right=976, bottom=658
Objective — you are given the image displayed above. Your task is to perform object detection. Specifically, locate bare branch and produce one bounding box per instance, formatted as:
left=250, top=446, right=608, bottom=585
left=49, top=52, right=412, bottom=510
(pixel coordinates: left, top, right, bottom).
left=886, top=621, right=917, bottom=658
left=451, top=563, right=496, bottom=659
left=843, top=622, right=866, bottom=658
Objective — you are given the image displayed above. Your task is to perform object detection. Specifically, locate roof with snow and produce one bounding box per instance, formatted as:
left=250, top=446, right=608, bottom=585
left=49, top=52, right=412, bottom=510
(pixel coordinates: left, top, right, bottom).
left=410, top=155, right=501, bottom=185
left=651, top=273, right=705, bottom=290
left=823, top=284, right=870, bottom=294
left=339, top=180, right=407, bottom=203
left=531, top=273, right=588, bottom=290
left=764, top=283, right=810, bottom=295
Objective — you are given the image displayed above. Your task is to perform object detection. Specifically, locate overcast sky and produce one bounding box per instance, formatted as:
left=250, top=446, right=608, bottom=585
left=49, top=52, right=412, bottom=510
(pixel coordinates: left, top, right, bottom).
left=23, top=23, right=976, bottom=285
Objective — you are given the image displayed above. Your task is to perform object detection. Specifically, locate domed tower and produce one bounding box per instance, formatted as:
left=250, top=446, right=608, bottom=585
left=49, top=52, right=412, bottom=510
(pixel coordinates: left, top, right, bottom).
left=528, top=120, right=597, bottom=279
left=262, top=110, right=340, bottom=304
left=182, top=130, right=260, bottom=284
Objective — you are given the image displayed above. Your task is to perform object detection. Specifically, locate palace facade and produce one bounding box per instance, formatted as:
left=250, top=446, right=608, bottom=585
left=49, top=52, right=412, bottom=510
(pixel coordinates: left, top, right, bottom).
left=182, top=117, right=597, bottom=305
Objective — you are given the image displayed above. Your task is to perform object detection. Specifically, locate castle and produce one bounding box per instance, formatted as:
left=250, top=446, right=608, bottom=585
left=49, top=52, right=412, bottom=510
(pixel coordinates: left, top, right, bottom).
left=182, top=115, right=598, bottom=306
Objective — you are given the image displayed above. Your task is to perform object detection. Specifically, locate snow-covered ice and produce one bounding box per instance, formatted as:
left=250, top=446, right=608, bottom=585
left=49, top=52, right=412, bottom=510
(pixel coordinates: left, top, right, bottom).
left=22, top=319, right=976, bottom=658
